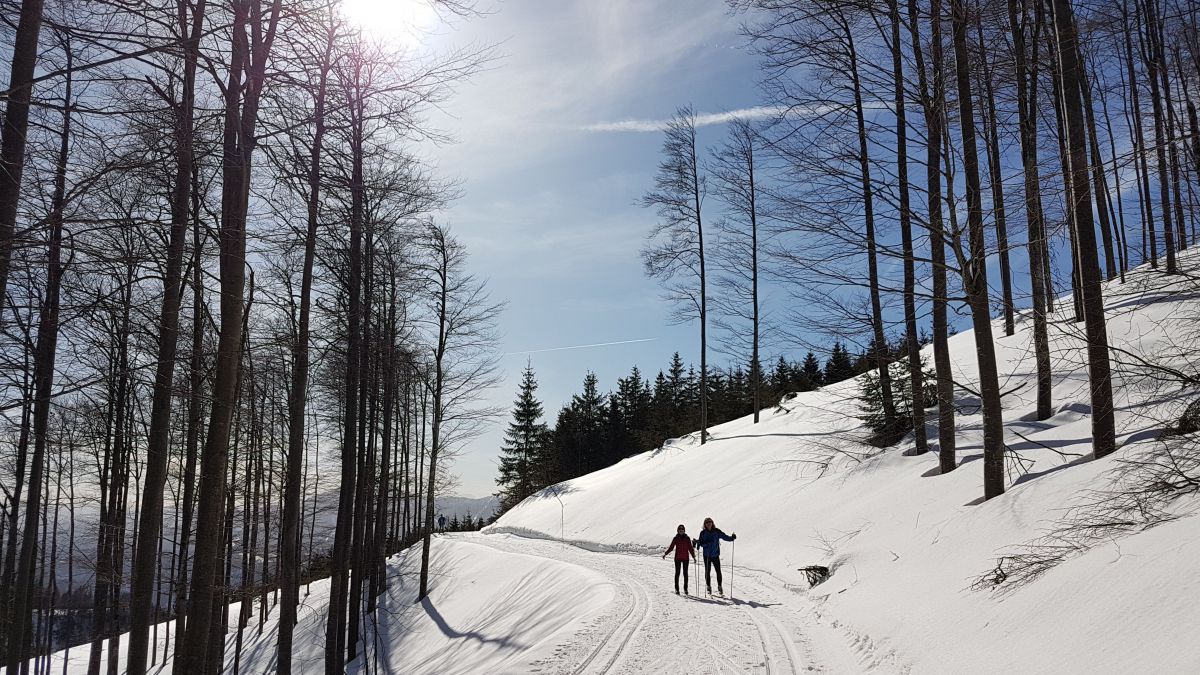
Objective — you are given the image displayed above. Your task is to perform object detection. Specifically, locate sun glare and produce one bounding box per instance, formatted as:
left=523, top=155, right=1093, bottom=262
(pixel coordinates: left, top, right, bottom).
left=340, top=0, right=440, bottom=45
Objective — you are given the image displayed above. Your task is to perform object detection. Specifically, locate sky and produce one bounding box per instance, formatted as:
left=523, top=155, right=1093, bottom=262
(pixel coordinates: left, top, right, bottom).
left=347, top=0, right=768, bottom=498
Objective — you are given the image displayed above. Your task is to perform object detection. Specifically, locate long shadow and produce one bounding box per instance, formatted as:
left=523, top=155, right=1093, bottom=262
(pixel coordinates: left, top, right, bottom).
left=921, top=452, right=982, bottom=477
left=526, top=481, right=579, bottom=502
left=730, top=598, right=781, bottom=609
left=715, top=430, right=848, bottom=443
left=420, top=597, right=526, bottom=650
left=1104, top=288, right=1200, bottom=311
left=1012, top=453, right=1094, bottom=487
left=1007, top=436, right=1091, bottom=452
left=683, top=594, right=728, bottom=605
left=1122, top=427, right=1163, bottom=445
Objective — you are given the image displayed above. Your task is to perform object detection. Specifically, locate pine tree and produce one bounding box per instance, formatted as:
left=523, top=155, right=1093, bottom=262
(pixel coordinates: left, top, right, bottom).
left=496, top=364, right=550, bottom=512
left=614, top=366, right=651, bottom=457
left=824, top=342, right=856, bottom=384
left=554, top=372, right=607, bottom=479
left=859, top=356, right=937, bottom=447
left=801, top=352, right=823, bottom=387
left=770, top=356, right=791, bottom=395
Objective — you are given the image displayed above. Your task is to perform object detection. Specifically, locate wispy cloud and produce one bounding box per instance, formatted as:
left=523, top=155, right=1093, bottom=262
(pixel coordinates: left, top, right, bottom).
left=582, top=105, right=784, bottom=133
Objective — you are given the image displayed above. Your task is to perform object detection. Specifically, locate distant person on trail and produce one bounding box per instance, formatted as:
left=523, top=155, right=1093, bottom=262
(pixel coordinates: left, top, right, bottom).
left=696, top=517, right=736, bottom=596
left=662, top=524, right=695, bottom=595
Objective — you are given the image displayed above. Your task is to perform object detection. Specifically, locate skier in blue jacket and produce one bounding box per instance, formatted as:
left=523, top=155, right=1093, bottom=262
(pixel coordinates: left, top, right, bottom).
left=695, top=517, right=736, bottom=596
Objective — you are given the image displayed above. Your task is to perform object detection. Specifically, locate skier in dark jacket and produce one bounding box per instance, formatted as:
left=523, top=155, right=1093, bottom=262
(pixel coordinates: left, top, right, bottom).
left=695, top=517, right=736, bottom=596
left=662, top=524, right=695, bottom=595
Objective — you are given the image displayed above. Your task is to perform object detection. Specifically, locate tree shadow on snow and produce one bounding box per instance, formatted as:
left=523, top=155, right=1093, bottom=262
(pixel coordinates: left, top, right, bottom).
left=419, top=597, right=527, bottom=650
left=920, top=452, right=983, bottom=478
left=730, top=598, right=780, bottom=609
left=527, top=482, right=579, bottom=502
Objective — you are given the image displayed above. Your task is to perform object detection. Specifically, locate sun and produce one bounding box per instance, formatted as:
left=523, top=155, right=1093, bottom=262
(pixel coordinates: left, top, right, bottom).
left=340, top=0, right=441, bottom=45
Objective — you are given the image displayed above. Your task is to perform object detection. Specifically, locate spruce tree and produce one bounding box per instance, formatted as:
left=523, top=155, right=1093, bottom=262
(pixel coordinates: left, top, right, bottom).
left=496, top=364, right=550, bottom=512
left=824, top=342, right=856, bottom=384
left=554, top=372, right=607, bottom=479
left=615, top=366, right=652, bottom=455
left=801, top=352, right=823, bottom=387
left=666, top=352, right=688, bottom=435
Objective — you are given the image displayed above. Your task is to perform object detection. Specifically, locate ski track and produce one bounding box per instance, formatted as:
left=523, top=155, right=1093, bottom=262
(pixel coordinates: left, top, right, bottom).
left=472, top=533, right=899, bottom=674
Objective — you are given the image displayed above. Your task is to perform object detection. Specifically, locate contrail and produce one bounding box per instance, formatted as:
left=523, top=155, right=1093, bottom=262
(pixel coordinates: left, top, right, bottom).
left=506, top=337, right=658, bottom=356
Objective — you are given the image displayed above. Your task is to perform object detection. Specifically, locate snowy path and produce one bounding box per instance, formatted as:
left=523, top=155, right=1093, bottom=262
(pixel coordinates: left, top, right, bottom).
left=469, top=533, right=903, bottom=674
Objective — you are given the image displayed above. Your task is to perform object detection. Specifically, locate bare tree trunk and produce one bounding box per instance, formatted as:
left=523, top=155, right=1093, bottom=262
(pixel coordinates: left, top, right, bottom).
left=1142, top=0, right=1177, bottom=272
left=1094, top=56, right=1130, bottom=279
left=950, top=0, right=1006, bottom=500
left=418, top=244, right=450, bottom=602
left=0, top=0, right=46, bottom=322
left=5, top=61, right=70, bottom=672
left=845, top=17, right=897, bottom=440
left=126, top=2, right=207, bottom=670
left=889, top=0, right=926, bottom=453
left=1079, top=53, right=1118, bottom=280
left=908, top=0, right=955, bottom=472
left=1124, top=0, right=1157, bottom=268
left=1008, top=0, right=1053, bottom=420
left=976, top=18, right=1015, bottom=336
left=278, top=14, right=334, bottom=674
left=173, top=175, right=204, bottom=668
left=326, top=50, right=365, bottom=675
left=1049, top=0, right=1117, bottom=459
left=179, top=1, right=282, bottom=671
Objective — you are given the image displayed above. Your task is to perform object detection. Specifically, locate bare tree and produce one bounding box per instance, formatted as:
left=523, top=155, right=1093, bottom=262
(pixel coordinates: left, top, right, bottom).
left=950, top=0, right=1006, bottom=499
left=415, top=223, right=501, bottom=601
left=1049, top=0, right=1116, bottom=459
left=642, top=107, right=710, bottom=443
left=710, top=117, right=765, bottom=423
left=0, top=0, right=48, bottom=323
left=178, top=1, right=284, bottom=671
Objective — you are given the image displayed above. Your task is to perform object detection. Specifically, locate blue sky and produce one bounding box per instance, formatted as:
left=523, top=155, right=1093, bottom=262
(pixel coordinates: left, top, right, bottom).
left=349, top=0, right=1144, bottom=500
left=390, top=0, right=767, bottom=497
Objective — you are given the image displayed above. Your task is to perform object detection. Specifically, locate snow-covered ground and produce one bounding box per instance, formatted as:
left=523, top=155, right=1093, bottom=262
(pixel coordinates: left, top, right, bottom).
left=489, top=256, right=1200, bottom=673
left=13, top=536, right=613, bottom=674
left=21, top=256, right=1200, bottom=674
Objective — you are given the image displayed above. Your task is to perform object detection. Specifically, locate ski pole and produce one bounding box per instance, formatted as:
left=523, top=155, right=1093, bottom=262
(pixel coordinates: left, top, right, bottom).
left=730, top=540, right=735, bottom=601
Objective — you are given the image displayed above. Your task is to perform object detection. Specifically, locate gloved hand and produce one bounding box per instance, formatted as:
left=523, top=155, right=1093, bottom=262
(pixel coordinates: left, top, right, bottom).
left=731, top=533, right=737, bottom=540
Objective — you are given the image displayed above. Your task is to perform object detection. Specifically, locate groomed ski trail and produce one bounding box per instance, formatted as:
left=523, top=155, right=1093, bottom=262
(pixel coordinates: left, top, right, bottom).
left=469, top=533, right=906, bottom=674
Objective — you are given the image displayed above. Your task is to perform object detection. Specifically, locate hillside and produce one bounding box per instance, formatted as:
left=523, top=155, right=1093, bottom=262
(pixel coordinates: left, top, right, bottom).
left=489, top=254, right=1200, bottom=673
left=20, top=257, right=1200, bottom=675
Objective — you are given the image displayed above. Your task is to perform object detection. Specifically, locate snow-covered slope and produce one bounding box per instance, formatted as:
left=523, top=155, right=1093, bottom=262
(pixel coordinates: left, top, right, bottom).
left=22, top=257, right=1200, bottom=674
left=490, top=257, right=1200, bottom=674
left=13, top=537, right=612, bottom=675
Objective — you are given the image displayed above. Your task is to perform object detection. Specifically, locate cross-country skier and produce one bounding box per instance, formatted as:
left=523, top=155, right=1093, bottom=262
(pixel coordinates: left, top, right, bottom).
left=662, top=524, right=695, bottom=595
left=696, top=517, right=736, bottom=596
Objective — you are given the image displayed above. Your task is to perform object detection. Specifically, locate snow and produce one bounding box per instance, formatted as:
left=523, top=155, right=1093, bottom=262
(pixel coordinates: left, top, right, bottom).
left=21, top=255, right=1200, bottom=673
left=8, top=537, right=612, bottom=675
left=489, top=254, right=1200, bottom=673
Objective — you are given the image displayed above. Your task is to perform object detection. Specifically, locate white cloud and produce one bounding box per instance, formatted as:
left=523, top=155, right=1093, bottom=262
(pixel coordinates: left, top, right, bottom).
left=582, top=105, right=784, bottom=133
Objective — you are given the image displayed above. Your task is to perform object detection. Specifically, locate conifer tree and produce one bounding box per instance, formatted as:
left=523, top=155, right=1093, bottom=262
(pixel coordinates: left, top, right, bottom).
left=496, top=364, right=550, bottom=512
left=824, top=342, right=856, bottom=384
left=801, top=352, right=823, bottom=387
left=554, top=372, right=607, bottom=479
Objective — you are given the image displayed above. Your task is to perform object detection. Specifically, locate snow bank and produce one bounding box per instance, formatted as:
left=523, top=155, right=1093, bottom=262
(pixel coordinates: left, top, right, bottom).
left=14, top=536, right=613, bottom=675
left=490, top=255, right=1200, bottom=673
